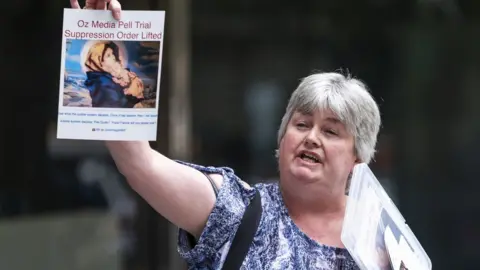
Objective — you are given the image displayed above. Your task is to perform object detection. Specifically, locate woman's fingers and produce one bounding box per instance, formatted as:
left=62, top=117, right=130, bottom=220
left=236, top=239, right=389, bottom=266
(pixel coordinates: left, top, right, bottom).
left=96, top=0, right=107, bottom=10
left=85, top=0, right=98, bottom=9
left=107, top=0, right=122, bottom=20
left=69, top=0, right=121, bottom=20
left=70, top=0, right=81, bottom=9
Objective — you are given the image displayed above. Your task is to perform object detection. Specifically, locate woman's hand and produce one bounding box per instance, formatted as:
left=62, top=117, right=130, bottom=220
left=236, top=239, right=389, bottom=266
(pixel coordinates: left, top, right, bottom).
left=70, top=0, right=122, bottom=20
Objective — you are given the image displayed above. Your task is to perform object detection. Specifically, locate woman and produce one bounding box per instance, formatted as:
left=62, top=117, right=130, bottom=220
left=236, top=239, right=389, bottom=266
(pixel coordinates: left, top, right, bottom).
left=111, top=72, right=380, bottom=269
left=83, top=41, right=145, bottom=108
left=70, top=2, right=381, bottom=269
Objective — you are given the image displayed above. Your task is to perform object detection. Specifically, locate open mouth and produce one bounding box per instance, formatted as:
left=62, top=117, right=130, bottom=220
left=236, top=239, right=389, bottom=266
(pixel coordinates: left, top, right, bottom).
left=298, top=151, right=321, bottom=163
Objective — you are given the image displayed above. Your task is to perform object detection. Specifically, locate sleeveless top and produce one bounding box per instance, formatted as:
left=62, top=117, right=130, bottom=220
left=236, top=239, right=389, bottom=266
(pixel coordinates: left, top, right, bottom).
left=176, top=161, right=360, bottom=270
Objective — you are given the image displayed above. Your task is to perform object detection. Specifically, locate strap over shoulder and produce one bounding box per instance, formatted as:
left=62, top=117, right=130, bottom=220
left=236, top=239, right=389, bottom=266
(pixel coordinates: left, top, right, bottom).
left=221, top=189, right=262, bottom=270
left=191, top=172, right=262, bottom=269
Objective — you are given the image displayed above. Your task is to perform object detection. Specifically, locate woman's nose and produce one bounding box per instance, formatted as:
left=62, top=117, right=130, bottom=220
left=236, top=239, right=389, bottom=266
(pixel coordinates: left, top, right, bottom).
left=304, top=129, right=321, bottom=148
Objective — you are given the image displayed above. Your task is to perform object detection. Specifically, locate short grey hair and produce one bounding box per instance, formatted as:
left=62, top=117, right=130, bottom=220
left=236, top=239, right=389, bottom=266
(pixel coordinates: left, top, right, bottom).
left=277, top=72, right=381, bottom=164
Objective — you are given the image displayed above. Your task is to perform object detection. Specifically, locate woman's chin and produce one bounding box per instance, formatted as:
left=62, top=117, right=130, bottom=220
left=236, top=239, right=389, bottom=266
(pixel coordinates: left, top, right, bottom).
left=290, top=166, right=320, bottom=183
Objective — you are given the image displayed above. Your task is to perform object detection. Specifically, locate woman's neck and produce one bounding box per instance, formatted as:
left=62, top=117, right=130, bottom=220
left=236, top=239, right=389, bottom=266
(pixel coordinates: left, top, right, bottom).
left=279, top=182, right=347, bottom=247
left=280, top=181, right=347, bottom=217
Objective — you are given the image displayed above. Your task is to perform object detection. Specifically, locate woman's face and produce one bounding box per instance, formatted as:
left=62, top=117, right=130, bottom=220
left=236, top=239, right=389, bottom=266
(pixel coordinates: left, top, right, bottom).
left=102, top=47, right=119, bottom=70
left=278, top=109, right=358, bottom=193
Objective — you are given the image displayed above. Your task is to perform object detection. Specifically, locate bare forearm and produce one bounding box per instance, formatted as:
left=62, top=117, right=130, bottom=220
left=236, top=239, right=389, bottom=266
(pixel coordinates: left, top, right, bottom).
left=105, top=141, right=153, bottom=177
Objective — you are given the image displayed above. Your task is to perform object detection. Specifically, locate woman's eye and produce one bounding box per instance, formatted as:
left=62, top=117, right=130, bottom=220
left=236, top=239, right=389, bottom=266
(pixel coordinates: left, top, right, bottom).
left=324, top=129, right=338, bottom=135
left=296, top=122, right=308, bottom=128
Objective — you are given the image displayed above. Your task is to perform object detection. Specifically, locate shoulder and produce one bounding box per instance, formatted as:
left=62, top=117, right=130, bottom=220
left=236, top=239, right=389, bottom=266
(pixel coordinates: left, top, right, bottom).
left=176, top=160, right=255, bottom=203
left=253, top=181, right=283, bottom=214
left=175, top=161, right=258, bottom=267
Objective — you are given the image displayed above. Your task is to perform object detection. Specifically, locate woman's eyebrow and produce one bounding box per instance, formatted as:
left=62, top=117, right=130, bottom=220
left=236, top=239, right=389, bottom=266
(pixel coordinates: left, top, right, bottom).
left=325, top=117, right=341, bottom=124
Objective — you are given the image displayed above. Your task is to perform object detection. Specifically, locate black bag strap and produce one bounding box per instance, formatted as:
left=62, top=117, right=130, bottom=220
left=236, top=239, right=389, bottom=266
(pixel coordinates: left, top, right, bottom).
left=203, top=172, right=262, bottom=270
left=222, top=189, right=262, bottom=270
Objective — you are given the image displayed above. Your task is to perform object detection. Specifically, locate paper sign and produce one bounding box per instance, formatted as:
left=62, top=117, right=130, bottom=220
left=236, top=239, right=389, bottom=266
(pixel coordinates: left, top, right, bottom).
left=57, top=9, right=165, bottom=141
left=341, top=164, right=432, bottom=270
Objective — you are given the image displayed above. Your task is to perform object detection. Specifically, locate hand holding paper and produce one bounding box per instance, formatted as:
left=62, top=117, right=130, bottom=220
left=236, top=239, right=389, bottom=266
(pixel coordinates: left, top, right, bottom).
left=70, top=0, right=122, bottom=20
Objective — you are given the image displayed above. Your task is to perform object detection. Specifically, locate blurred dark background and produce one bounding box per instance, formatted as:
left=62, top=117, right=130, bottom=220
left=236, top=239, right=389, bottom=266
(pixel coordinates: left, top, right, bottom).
left=1, top=0, right=479, bottom=269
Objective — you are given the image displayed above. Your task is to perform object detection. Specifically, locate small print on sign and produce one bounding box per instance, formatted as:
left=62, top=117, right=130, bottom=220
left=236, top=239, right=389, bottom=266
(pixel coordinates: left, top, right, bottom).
left=57, top=9, right=165, bottom=141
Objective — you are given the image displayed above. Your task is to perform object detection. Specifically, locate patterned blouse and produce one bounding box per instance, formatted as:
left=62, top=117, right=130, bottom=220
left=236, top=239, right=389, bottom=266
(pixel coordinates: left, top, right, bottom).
left=176, top=161, right=360, bottom=270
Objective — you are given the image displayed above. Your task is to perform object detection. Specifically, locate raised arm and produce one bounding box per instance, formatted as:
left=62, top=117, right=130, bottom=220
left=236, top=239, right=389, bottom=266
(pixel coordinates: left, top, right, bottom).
left=70, top=0, right=223, bottom=238
left=106, top=141, right=223, bottom=238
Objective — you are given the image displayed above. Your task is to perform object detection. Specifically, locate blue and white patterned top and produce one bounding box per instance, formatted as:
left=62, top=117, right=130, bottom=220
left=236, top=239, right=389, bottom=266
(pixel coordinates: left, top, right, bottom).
left=176, top=161, right=360, bottom=270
